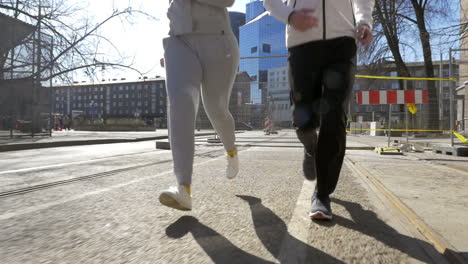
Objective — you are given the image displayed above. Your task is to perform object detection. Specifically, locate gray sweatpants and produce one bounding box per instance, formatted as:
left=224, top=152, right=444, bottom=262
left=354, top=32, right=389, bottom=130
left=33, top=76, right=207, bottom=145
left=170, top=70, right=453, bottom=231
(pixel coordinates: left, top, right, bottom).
left=163, top=33, right=239, bottom=185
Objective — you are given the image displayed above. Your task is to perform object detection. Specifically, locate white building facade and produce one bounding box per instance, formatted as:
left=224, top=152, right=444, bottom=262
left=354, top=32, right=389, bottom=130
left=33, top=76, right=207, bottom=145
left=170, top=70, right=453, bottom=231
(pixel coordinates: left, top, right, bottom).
left=267, top=66, right=292, bottom=127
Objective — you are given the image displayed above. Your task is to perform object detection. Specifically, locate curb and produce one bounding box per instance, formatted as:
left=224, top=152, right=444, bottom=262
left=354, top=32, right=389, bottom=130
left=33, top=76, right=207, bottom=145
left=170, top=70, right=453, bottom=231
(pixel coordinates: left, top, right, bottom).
left=344, top=157, right=466, bottom=264
left=0, top=132, right=217, bottom=153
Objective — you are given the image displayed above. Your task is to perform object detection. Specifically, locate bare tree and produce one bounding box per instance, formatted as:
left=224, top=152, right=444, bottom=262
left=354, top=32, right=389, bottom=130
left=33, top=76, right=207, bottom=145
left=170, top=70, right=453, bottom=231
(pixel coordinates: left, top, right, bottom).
left=370, top=0, right=412, bottom=78
left=0, top=0, right=153, bottom=82
left=406, top=0, right=453, bottom=129
left=360, top=0, right=454, bottom=129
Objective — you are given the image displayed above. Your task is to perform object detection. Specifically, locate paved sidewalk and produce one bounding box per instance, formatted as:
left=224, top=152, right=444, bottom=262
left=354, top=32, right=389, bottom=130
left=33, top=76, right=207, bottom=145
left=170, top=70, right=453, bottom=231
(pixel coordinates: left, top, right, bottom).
left=0, top=129, right=217, bottom=152
left=348, top=133, right=468, bottom=148
left=345, top=136, right=468, bottom=262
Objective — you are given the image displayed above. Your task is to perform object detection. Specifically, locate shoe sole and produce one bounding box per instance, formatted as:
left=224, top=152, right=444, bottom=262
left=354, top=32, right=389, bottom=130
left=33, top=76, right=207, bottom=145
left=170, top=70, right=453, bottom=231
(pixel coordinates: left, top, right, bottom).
left=159, top=193, right=191, bottom=211
left=309, top=211, right=333, bottom=220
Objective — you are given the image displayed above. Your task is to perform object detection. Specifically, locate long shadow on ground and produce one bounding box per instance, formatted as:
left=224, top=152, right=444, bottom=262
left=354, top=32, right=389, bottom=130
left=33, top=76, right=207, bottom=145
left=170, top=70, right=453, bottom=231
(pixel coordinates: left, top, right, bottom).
left=332, top=198, right=463, bottom=263
left=166, top=196, right=464, bottom=264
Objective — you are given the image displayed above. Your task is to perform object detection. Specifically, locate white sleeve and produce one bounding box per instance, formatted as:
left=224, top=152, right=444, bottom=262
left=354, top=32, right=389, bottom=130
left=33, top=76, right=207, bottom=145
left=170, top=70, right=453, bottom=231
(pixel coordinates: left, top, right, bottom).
left=195, top=0, right=235, bottom=8
left=263, top=0, right=294, bottom=24
left=353, top=0, right=374, bottom=29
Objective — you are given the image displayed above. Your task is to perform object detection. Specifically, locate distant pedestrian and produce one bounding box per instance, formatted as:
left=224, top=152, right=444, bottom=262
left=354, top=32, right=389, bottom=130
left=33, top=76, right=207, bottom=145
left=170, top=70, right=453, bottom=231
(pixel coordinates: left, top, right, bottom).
left=158, top=0, right=240, bottom=211
left=59, top=115, right=63, bottom=131
left=63, top=115, right=71, bottom=130
left=264, top=0, right=374, bottom=220
left=54, top=115, right=60, bottom=131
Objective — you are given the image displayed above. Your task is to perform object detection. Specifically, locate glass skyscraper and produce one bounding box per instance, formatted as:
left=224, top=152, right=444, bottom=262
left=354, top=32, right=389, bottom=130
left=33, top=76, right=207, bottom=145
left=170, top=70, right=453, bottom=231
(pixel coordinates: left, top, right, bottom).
left=239, top=0, right=287, bottom=104
left=228, top=12, right=246, bottom=44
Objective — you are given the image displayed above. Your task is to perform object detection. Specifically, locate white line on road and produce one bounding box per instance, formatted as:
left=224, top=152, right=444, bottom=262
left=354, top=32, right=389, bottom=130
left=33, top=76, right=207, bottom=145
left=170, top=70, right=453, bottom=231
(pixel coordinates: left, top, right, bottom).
left=0, top=150, right=167, bottom=175
left=277, top=179, right=315, bottom=263
left=0, top=148, right=257, bottom=222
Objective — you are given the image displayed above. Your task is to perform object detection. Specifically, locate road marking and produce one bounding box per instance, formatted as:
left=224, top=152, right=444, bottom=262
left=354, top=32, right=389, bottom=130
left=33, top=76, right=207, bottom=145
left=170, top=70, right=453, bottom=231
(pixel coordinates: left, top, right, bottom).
left=0, top=147, right=259, bottom=222
left=0, top=150, right=165, bottom=175
left=0, top=155, right=223, bottom=221
left=277, top=179, right=315, bottom=263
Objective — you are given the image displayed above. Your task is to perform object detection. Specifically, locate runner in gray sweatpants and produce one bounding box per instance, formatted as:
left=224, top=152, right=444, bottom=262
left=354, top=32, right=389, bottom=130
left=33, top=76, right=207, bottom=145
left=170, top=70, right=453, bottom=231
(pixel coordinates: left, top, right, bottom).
left=164, top=34, right=239, bottom=184
left=159, top=0, right=240, bottom=211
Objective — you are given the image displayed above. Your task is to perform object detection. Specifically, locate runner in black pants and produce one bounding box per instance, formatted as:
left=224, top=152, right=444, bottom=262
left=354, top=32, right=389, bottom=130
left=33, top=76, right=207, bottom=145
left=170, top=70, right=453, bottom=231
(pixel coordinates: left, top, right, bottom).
left=264, top=0, right=374, bottom=220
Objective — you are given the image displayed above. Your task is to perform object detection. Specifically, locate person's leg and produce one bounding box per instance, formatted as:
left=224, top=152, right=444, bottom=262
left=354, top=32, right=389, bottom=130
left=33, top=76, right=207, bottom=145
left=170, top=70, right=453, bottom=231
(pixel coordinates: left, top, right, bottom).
left=198, top=34, right=239, bottom=153
left=288, top=42, right=325, bottom=181
left=315, top=38, right=356, bottom=199
left=197, top=34, right=239, bottom=179
left=159, top=36, right=203, bottom=211
left=163, top=36, right=202, bottom=186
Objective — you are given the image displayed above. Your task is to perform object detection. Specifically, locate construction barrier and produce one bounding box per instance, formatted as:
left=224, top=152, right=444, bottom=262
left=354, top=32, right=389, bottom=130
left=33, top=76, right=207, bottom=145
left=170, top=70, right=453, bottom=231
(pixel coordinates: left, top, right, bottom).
left=264, top=117, right=270, bottom=135
left=351, top=75, right=465, bottom=148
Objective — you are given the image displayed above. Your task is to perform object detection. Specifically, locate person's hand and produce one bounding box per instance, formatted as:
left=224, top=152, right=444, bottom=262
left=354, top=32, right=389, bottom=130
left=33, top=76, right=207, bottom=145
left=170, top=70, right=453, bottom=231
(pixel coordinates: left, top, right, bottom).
left=357, top=24, right=373, bottom=46
left=289, top=9, right=318, bottom=32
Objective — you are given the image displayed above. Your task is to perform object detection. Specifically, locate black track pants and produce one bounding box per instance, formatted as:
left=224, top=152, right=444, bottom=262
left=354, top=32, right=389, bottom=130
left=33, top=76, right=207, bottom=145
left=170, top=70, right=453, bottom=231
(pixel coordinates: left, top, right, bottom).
left=288, top=37, right=357, bottom=198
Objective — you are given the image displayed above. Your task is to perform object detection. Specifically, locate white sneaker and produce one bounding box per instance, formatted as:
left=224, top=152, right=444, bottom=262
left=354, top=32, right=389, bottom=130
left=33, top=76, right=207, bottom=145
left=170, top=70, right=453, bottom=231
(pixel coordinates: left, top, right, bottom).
left=226, top=154, right=239, bottom=179
left=159, top=185, right=192, bottom=211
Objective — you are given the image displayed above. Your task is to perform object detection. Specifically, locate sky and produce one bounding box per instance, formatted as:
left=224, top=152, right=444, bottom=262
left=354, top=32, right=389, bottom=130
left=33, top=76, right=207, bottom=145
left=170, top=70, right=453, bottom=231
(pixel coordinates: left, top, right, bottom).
left=72, top=0, right=251, bottom=82
left=74, top=0, right=459, bottom=82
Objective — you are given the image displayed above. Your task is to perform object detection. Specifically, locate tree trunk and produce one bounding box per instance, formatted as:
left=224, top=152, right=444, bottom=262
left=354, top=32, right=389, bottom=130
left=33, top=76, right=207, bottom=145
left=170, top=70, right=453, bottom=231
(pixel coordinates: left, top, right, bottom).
left=410, top=0, right=439, bottom=130
left=375, top=1, right=412, bottom=78
left=375, top=1, right=412, bottom=122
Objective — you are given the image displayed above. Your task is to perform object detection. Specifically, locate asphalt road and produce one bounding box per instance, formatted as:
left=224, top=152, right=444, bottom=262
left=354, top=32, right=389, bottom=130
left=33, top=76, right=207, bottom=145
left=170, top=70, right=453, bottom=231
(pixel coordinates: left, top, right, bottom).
left=0, top=131, right=452, bottom=263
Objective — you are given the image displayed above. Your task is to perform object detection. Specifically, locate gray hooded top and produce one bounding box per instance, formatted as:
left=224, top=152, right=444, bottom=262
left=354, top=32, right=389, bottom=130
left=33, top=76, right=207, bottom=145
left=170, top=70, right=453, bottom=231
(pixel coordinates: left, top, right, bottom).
left=167, top=0, right=235, bottom=35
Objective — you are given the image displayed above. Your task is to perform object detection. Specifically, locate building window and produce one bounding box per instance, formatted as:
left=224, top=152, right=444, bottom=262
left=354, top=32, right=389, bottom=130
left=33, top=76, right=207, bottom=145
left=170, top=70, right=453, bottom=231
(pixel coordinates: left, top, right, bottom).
left=262, top=44, right=271, bottom=53
left=251, top=75, right=257, bottom=81
left=251, top=46, right=258, bottom=54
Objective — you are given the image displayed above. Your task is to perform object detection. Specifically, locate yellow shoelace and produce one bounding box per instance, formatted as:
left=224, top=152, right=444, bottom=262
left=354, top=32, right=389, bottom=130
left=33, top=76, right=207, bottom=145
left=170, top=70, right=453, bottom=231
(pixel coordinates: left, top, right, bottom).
left=227, top=149, right=238, bottom=157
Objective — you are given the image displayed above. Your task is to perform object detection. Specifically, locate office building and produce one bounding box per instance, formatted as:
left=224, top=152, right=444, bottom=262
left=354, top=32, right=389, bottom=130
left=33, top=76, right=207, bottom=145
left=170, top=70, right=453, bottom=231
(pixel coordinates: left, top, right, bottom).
left=239, top=0, right=288, bottom=104
left=52, top=78, right=168, bottom=127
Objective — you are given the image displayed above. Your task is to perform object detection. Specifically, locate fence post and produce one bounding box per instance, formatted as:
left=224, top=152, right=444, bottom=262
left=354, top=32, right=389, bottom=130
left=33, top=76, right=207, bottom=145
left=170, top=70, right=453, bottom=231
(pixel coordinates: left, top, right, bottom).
left=449, top=48, right=454, bottom=147
left=404, top=80, right=409, bottom=144
left=9, top=115, right=13, bottom=138
left=388, top=104, right=392, bottom=147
